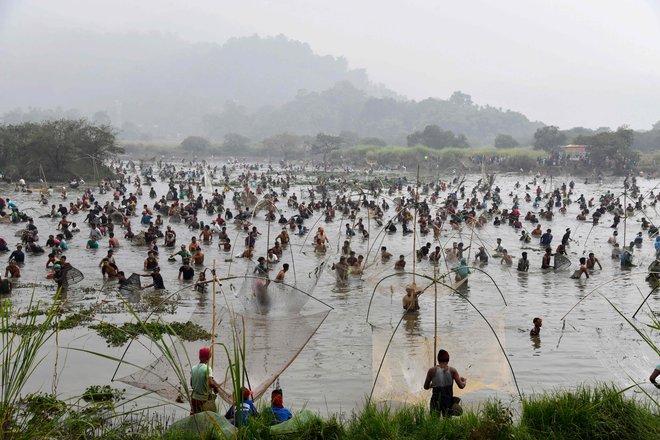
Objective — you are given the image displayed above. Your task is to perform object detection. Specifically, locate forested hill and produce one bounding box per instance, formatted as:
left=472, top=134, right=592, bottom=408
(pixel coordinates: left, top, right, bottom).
left=1, top=30, right=542, bottom=145
left=204, top=83, right=542, bottom=146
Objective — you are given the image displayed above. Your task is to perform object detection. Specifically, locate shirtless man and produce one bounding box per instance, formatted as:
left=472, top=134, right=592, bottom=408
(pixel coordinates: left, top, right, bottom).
left=529, top=317, right=542, bottom=336
left=192, top=248, right=205, bottom=265
left=277, top=228, right=290, bottom=245
left=500, top=249, right=513, bottom=265
left=571, top=257, right=590, bottom=279
left=275, top=263, right=289, bottom=282
left=199, top=225, right=214, bottom=243
left=402, top=284, right=420, bottom=312
left=331, top=256, right=349, bottom=283
left=586, top=252, right=602, bottom=270
left=541, top=248, right=553, bottom=269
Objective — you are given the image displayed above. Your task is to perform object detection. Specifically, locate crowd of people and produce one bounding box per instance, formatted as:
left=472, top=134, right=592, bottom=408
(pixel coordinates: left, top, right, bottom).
left=1, top=159, right=658, bottom=421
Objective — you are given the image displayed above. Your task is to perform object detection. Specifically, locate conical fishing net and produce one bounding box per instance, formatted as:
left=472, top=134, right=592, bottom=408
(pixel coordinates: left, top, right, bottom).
left=117, top=265, right=330, bottom=405
left=119, top=273, right=142, bottom=295
left=369, top=281, right=516, bottom=406
left=554, top=255, right=572, bottom=270
left=64, top=267, right=85, bottom=286
left=235, top=260, right=326, bottom=316
left=110, top=212, right=124, bottom=224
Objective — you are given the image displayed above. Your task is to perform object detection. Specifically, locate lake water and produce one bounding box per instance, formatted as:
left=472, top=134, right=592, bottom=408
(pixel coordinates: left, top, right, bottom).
left=1, top=164, right=658, bottom=420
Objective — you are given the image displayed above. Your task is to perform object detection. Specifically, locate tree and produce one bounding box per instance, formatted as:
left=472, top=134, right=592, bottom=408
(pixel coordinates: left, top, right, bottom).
left=448, top=91, right=473, bottom=106
left=0, top=119, right=121, bottom=180
left=180, top=136, right=211, bottom=155
left=339, top=130, right=359, bottom=147
left=92, top=111, right=112, bottom=126
left=223, top=133, right=250, bottom=152
left=533, top=126, right=567, bottom=151
left=262, top=133, right=305, bottom=158
left=360, top=137, right=387, bottom=147
left=494, top=134, right=519, bottom=149
left=575, top=126, right=638, bottom=173
left=311, top=133, right=343, bottom=171
left=406, top=125, right=469, bottom=149
left=632, top=121, right=660, bottom=152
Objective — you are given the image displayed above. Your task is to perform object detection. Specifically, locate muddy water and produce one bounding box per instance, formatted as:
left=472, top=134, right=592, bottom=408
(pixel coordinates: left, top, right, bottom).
left=1, top=168, right=658, bottom=419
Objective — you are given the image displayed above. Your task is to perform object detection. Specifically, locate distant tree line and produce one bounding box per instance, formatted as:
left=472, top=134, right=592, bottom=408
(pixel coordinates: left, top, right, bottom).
left=531, top=125, right=643, bottom=173
left=0, top=119, right=122, bottom=180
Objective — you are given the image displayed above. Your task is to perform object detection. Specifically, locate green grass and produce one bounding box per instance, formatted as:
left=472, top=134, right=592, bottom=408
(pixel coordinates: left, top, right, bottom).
left=156, top=385, right=658, bottom=440
left=332, top=144, right=546, bottom=170
left=2, top=292, right=657, bottom=439
left=520, top=384, right=659, bottom=440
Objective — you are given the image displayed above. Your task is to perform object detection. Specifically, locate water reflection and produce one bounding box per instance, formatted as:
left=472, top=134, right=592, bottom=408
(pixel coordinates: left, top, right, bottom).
left=3, top=169, right=659, bottom=414
left=517, top=271, right=528, bottom=290
left=402, top=310, right=422, bottom=335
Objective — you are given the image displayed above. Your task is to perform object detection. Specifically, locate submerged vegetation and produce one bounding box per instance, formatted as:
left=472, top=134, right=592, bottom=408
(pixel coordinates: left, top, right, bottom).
left=90, top=321, right=211, bottom=347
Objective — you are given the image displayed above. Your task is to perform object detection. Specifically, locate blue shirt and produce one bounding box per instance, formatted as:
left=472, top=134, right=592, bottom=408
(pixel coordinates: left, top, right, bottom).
left=225, top=400, right=258, bottom=426
left=271, top=406, right=292, bottom=423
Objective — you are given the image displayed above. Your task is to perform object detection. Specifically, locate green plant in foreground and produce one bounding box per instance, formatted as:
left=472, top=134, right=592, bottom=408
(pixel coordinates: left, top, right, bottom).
left=520, top=385, right=659, bottom=440
left=0, top=291, right=59, bottom=438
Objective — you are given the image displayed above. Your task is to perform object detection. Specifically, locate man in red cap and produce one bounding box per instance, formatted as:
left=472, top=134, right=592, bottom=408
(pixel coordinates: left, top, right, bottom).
left=190, top=346, right=220, bottom=414
left=225, top=386, right=258, bottom=426
left=269, top=388, right=292, bottom=424
left=423, top=349, right=467, bottom=416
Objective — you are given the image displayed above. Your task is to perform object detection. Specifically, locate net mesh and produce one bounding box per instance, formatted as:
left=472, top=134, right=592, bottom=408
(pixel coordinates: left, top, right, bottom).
left=119, top=273, right=142, bottom=295
left=555, top=255, right=572, bottom=270
left=64, top=267, right=85, bottom=286
left=369, top=281, right=516, bottom=406
left=117, top=266, right=330, bottom=405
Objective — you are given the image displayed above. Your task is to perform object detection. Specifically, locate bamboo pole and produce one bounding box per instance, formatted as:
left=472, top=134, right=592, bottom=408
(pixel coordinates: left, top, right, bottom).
left=433, top=264, right=438, bottom=362
left=412, top=165, right=420, bottom=284
left=211, top=259, right=217, bottom=369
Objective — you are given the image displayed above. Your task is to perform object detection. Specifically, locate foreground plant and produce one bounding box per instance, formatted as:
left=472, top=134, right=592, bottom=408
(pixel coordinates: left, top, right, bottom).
left=0, top=292, right=59, bottom=437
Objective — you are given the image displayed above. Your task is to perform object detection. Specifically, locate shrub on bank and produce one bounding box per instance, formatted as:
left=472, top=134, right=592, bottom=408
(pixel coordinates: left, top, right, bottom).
left=330, top=145, right=547, bottom=171
left=158, top=385, right=658, bottom=440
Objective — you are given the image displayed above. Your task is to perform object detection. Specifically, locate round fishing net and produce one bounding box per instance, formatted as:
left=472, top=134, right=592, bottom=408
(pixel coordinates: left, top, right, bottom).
left=116, top=263, right=331, bottom=405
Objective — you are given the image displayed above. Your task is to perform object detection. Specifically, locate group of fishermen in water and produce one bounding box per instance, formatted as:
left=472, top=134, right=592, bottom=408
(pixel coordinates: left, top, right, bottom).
left=1, top=159, right=659, bottom=419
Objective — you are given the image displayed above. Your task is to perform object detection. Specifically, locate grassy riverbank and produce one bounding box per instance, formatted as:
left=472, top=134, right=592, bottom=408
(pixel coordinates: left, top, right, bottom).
left=158, top=385, right=658, bottom=440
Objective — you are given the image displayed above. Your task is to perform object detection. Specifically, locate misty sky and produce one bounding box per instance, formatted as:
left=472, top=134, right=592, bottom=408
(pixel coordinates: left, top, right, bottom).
left=2, top=0, right=660, bottom=129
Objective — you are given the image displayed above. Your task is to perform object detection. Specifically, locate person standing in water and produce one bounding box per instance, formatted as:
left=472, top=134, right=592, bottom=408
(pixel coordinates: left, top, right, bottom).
left=571, top=257, right=590, bottom=279
left=423, top=349, right=467, bottom=416
left=517, top=252, right=529, bottom=272
left=586, top=252, right=602, bottom=270
left=530, top=317, right=542, bottom=336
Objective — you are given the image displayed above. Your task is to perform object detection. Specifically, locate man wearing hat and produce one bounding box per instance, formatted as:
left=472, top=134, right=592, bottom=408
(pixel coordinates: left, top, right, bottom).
left=190, top=346, right=220, bottom=414
left=423, top=349, right=467, bottom=416
left=225, top=386, right=258, bottom=426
